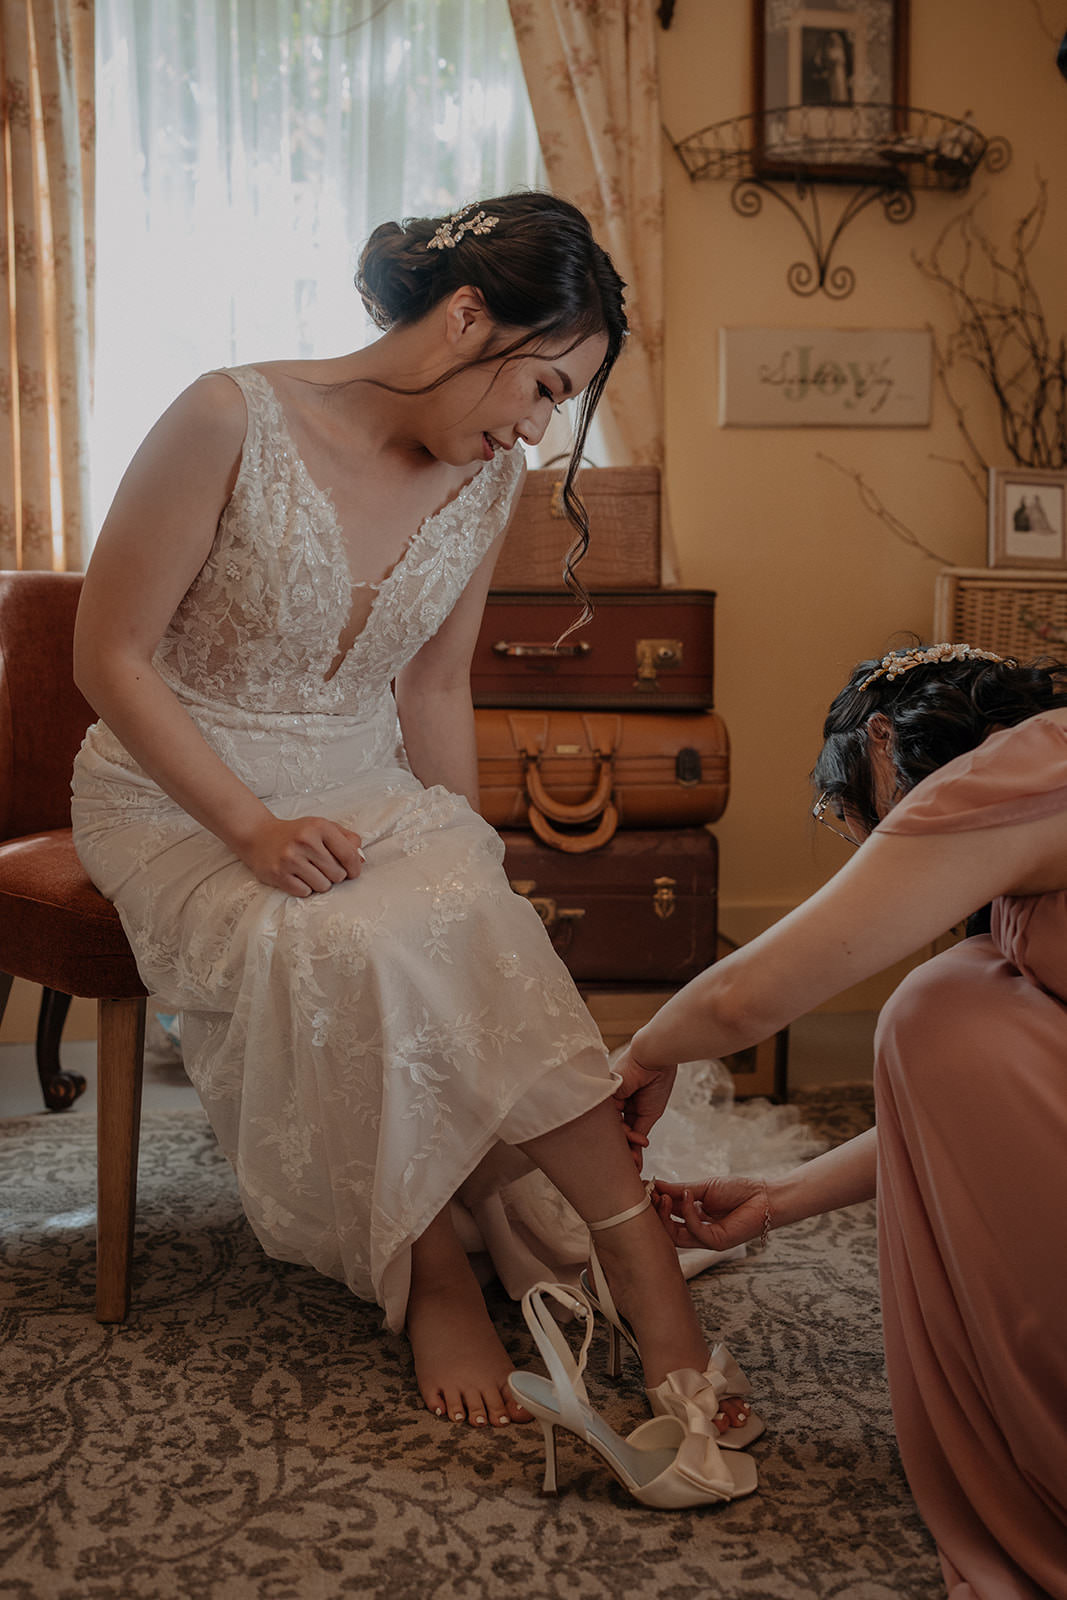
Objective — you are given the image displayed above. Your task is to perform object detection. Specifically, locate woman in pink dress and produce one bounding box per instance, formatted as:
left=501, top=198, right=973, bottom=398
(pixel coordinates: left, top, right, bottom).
left=614, top=643, right=1067, bottom=1598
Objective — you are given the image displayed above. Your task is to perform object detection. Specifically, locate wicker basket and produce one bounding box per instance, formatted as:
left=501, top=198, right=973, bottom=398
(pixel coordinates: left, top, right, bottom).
left=933, top=567, right=1067, bottom=658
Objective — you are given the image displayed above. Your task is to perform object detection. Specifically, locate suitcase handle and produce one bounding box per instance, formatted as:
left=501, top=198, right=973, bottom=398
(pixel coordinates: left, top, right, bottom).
left=525, top=757, right=614, bottom=823
left=529, top=802, right=619, bottom=853
left=492, top=640, right=592, bottom=658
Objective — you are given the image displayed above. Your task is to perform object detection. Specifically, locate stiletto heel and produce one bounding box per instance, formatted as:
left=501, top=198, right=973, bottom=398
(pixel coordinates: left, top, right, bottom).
left=509, top=1282, right=758, bottom=1509
left=539, top=1419, right=558, bottom=1493
left=582, top=1185, right=767, bottom=1453
left=605, top=1319, right=622, bottom=1379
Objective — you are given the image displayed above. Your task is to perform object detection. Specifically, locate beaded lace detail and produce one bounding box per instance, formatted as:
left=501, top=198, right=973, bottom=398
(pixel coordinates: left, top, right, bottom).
left=153, top=365, right=524, bottom=718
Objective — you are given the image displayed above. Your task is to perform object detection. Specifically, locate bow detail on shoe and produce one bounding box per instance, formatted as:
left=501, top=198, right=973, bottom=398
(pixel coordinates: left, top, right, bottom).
left=647, top=1344, right=758, bottom=1447
left=671, top=1428, right=740, bottom=1500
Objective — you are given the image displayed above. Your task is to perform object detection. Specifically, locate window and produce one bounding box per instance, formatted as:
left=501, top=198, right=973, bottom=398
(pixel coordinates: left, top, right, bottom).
left=92, top=0, right=545, bottom=528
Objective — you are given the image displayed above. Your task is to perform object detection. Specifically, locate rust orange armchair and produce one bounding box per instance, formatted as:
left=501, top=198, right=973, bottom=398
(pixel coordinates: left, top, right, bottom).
left=0, top=570, right=148, bottom=1321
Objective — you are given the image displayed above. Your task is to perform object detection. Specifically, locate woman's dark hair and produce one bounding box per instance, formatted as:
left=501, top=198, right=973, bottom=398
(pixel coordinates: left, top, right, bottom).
left=812, top=644, right=1067, bottom=838
left=354, top=191, right=628, bottom=623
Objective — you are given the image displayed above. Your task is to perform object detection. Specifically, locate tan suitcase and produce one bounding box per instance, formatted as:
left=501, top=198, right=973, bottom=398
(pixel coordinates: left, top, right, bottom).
left=477, top=708, right=729, bottom=851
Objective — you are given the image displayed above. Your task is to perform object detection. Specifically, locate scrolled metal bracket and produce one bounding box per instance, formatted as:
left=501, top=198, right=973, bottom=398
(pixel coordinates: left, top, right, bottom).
left=668, top=108, right=1012, bottom=300
left=730, top=175, right=915, bottom=299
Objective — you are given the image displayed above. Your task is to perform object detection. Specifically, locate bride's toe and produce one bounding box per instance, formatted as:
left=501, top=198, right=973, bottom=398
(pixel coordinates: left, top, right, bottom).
left=437, top=1385, right=468, bottom=1423
left=461, top=1388, right=492, bottom=1427
left=421, top=1385, right=448, bottom=1419
left=719, top=1397, right=750, bottom=1433
left=503, top=1383, right=532, bottom=1424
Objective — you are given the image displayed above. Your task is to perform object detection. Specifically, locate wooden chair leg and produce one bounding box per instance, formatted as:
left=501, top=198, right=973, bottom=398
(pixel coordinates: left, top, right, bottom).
left=96, top=995, right=146, bottom=1323
left=36, top=986, right=87, bottom=1111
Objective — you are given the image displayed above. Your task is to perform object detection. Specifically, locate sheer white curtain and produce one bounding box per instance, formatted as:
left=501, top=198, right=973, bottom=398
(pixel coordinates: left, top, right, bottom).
left=92, top=0, right=546, bottom=530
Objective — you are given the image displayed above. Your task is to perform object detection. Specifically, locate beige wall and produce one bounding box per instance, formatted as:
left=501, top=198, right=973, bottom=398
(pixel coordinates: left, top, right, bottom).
left=659, top=0, right=1067, bottom=1001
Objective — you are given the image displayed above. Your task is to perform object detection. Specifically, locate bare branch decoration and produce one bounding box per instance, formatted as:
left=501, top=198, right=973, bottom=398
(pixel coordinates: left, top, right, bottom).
left=1026, top=0, right=1061, bottom=45
left=927, top=452, right=987, bottom=501
left=817, top=453, right=956, bottom=564
left=914, top=180, right=1067, bottom=470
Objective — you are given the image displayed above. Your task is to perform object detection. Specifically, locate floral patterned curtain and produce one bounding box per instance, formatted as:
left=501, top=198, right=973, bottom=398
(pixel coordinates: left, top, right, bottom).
left=507, top=0, right=666, bottom=476
left=0, top=0, right=94, bottom=571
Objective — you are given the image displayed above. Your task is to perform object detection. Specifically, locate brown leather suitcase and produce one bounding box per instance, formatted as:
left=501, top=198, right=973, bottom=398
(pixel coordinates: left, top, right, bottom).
left=477, top=708, right=729, bottom=850
left=501, top=827, right=718, bottom=985
left=472, top=589, right=716, bottom=711
left=491, top=465, right=661, bottom=589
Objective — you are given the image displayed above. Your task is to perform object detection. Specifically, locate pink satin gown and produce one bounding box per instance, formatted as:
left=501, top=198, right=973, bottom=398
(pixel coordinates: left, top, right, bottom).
left=874, top=709, right=1067, bottom=1599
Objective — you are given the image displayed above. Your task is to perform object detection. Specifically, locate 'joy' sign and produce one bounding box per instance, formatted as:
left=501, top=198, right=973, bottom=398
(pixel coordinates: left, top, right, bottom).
left=719, top=328, right=932, bottom=428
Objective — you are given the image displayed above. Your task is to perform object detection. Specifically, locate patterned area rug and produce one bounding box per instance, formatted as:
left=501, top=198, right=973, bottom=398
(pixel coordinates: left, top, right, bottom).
left=0, top=1087, right=942, bottom=1600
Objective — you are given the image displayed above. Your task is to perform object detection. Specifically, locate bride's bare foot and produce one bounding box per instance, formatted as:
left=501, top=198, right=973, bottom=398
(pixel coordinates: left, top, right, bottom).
left=407, top=1209, right=531, bottom=1428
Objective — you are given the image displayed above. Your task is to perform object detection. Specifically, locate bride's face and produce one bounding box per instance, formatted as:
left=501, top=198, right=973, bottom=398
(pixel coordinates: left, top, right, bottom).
left=424, top=328, right=608, bottom=469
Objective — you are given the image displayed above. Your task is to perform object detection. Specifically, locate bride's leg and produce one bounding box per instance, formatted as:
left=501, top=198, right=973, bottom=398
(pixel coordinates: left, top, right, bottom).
left=406, top=1205, right=533, bottom=1428
left=520, top=1097, right=711, bottom=1388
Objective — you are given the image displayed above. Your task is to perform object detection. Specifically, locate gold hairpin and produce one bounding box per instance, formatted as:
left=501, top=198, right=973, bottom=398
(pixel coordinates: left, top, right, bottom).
left=857, top=642, right=1016, bottom=691
left=426, top=203, right=500, bottom=251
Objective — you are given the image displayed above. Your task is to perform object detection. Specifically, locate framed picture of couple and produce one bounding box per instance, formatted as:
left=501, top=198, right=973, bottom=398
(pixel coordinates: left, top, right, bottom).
left=751, top=0, right=910, bottom=181
left=988, top=467, right=1067, bottom=570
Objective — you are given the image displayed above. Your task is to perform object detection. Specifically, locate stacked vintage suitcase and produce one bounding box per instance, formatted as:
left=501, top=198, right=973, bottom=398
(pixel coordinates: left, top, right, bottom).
left=473, top=462, right=754, bottom=1074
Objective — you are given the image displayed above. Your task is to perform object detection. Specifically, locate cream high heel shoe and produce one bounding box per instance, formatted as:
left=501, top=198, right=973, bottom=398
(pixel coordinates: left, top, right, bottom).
left=508, top=1282, right=758, bottom=1509
left=582, top=1186, right=767, bottom=1452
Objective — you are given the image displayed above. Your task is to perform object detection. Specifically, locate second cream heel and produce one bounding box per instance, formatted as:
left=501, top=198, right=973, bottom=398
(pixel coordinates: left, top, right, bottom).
left=509, top=1282, right=759, bottom=1510
left=539, top=1419, right=558, bottom=1493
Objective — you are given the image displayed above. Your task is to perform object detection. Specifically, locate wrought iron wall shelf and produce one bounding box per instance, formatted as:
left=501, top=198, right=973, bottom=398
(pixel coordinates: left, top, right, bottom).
left=668, top=106, right=1010, bottom=299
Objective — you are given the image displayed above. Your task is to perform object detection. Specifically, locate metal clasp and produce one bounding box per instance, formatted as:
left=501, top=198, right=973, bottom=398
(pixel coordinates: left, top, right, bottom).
left=652, top=875, right=677, bottom=920
left=635, top=638, right=684, bottom=690
left=510, top=878, right=586, bottom=934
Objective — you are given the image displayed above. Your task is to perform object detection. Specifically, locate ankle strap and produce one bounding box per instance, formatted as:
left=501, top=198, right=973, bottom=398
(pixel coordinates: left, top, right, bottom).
left=588, top=1180, right=654, bottom=1234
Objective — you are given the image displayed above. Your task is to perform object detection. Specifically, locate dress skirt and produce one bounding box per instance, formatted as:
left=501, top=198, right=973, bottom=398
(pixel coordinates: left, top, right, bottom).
left=72, top=696, right=618, bottom=1330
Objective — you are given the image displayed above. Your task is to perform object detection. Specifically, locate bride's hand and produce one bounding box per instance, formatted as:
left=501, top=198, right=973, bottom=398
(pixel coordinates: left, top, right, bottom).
left=652, top=1176, right=769, bottom=1253
left=239, top=815, right=365, bottom=897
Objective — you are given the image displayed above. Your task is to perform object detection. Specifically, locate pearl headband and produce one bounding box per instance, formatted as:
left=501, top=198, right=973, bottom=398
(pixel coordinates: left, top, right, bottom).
left=857, top=642, right=1016, bottom=691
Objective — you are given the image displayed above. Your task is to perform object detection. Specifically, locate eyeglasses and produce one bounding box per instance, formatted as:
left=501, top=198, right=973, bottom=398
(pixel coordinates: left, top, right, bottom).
left=812, top=791, right=861, bottom=847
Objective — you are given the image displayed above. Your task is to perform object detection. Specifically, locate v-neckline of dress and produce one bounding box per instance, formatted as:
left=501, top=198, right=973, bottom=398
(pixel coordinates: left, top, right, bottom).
left=247, top=366, right=490, bottom=682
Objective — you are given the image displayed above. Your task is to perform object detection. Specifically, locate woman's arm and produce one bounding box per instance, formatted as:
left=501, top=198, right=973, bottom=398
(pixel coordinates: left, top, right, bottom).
left=74, top=375, right=363, bottom=896
left=627, top=804, right=1067, bottom=1075
left=652, top=1127, right=878, bottom=1252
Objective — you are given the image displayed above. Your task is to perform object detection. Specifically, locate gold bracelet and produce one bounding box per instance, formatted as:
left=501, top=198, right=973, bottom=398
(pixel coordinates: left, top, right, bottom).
left=759, top=1180, right=772, bottom=1249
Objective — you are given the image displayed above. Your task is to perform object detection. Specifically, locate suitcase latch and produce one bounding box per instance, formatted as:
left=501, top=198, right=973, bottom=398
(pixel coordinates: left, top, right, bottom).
left=511, top=883, right=558, bottom=926
left=652, top=876, right=677, bottom=920
left=509, top=879, right=587, bottom=934
left=675, top=746, right=702, bottom=786
left=635, top=638, right=684, bottom=690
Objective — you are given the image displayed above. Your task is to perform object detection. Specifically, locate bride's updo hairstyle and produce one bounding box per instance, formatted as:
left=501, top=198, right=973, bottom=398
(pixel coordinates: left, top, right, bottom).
left=812, top=645, right=1067, bottom=838
left=355, top=191, right=628, bottom=620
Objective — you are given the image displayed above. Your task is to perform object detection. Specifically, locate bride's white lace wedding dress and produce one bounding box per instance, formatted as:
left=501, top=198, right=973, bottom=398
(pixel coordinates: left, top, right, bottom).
left=73, top=365, right=818, bottom=1331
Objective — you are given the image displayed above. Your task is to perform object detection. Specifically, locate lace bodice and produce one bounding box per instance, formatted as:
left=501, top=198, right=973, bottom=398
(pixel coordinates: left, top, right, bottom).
left=154, top=365, right=524, bottom=717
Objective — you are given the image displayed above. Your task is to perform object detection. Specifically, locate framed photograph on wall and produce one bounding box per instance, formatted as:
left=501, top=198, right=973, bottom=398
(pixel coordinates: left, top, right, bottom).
left=988, top=468, right=1067, bottom=569
left=752, top=0, right=910, bottom=181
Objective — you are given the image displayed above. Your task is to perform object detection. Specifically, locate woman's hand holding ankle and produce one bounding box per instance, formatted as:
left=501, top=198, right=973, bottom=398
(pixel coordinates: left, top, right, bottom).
left=611, top=1042, right=677, bottom=1152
